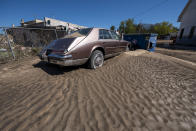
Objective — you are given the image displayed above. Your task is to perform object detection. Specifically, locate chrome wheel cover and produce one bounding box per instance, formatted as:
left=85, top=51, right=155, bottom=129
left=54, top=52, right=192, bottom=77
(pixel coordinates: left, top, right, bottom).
left=93, top=53, right=103, bottom=68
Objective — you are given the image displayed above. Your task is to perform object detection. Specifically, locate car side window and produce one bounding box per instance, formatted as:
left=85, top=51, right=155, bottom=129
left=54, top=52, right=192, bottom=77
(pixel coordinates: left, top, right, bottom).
left=110, top=31, right=120, bottom=40
left=99, top=30, right=104, bottom=39
left=99, top=29, right=112, bottom=39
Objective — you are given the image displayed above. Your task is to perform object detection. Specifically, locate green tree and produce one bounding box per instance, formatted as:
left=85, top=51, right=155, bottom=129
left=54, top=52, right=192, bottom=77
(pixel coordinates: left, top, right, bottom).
left=148, top=25, right=155, bottom=33
left=136, top=23, right=147, bottom=33
left=119, top=21, right=125, bottom=35
left=172, top=26, right=179, bottom=33
left=151, top=22, right=177, bottom=35
left=110, top=26, right=115, bottom=31
left=125, top=18, right=136, bottom=34
left=117, top=19, right=178, bottom=36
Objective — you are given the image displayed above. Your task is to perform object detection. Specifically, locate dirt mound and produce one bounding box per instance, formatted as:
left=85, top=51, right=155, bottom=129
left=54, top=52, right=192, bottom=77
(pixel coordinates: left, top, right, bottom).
left=0, top=51, right=196, bottom=131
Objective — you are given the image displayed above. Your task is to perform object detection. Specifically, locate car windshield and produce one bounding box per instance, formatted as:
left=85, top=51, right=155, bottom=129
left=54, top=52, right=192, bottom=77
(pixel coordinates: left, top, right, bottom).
left=65, top=28, right=92, bottom=38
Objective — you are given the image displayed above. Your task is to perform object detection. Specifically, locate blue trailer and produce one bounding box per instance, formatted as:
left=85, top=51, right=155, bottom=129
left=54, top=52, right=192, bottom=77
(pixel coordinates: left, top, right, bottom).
left=123, top=33, right=158, bottom=52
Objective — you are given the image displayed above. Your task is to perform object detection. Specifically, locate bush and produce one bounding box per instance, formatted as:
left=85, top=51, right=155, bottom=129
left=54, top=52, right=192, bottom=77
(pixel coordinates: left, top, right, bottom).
left=31, top=47, right=41, bottom=55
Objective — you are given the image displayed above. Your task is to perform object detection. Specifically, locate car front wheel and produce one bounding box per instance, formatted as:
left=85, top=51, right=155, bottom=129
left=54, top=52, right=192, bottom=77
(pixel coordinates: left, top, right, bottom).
left=88, top=50, right=104, bottom=69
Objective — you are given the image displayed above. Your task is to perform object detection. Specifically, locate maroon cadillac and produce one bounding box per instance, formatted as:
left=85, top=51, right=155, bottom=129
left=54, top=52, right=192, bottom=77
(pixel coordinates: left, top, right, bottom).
left=39, top=28, right=130, bottom=69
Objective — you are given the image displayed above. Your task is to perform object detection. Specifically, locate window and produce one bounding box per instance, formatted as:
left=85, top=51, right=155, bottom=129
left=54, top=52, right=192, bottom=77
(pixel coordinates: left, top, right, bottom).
left=179, top=28, right=184, bottom=39
left=65, top=28, right=92, bottom=38
left=99, top=30, right=104, bottom=39
left=188, top=26, right=195, bottom=39
left=110, top=31, right=120, bottom=40
left=99, top=29, right=112, bottom=39
left=47, top=20, right=51, bottom=25
left=77, top=28, right=92, bottom=36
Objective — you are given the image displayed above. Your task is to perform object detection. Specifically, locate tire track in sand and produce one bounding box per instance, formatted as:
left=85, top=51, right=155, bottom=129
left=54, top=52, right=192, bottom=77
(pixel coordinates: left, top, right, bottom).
left=0, top=51, right=196, bottom=131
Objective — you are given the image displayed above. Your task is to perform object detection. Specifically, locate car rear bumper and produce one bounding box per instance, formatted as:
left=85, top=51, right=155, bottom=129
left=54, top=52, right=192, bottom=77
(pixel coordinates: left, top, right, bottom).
left=39, top=54, right=88, bottom=66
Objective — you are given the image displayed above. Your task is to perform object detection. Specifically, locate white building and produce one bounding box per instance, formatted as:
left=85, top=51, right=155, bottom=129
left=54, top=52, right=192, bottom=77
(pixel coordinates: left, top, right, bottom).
left=44, top=17, right=87, bottom=31
left=176, top=0, right=196, bottom=45
left=21, top=17, right=87, bottom=31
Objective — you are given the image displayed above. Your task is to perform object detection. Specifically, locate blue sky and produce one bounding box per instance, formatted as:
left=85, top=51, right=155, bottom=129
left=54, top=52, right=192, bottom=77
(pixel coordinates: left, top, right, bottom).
left=0, top=0, right=187, bottom=29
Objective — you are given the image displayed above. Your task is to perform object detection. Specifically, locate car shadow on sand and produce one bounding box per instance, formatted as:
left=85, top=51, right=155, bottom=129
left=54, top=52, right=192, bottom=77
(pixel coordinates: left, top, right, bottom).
left=33, top=61, right=82, bottom=75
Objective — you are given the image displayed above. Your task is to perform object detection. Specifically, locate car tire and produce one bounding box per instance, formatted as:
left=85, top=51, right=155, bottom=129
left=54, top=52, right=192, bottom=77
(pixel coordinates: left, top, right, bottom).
left=129, top=43, right=134, bottom=51
left=88, top=50, right=104, bottom=69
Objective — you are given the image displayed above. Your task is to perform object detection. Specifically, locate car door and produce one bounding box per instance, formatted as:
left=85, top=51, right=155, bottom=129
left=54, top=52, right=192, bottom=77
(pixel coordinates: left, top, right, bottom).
left=110, top=31, right=122, bottom=52
left=118, top=40, right=128, bottom=52
left=110, top=31, right=128, bottom=52
left=99, top=29, right=117, bottom=55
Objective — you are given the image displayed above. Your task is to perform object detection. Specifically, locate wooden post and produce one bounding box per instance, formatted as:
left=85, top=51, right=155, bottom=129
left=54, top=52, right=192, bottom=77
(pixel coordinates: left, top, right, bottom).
left=4, top=28, right=15, bottom=59
left=54, top=29, right=58, bottom=40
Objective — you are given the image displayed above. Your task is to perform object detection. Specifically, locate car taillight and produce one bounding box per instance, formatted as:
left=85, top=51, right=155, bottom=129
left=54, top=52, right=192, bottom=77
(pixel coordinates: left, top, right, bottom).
left=46, top=49, right=52, bottom=55
left=52, top=50, right=66, bottom=54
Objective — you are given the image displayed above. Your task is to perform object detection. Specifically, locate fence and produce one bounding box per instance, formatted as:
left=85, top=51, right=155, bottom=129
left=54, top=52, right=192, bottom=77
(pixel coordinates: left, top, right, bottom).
left=0, top=27, right=67, bottom=63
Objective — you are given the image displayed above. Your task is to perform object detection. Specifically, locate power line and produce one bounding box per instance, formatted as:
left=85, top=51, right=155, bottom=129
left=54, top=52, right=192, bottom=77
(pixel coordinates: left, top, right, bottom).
left=111, top=0, right=169, bottom=28
left=133, top=0, right=169, bottom=20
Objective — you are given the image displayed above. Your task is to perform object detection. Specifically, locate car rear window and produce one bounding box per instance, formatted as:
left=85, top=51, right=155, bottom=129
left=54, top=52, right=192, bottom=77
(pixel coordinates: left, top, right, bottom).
left=77, top=28, right=92, bottom=36
left=65, top=28, right=92, bottom=38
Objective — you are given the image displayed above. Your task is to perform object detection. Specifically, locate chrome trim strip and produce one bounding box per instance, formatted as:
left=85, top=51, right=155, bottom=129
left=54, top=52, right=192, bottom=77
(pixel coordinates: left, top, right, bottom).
left=48, top=54, right=72, bottom=59
left=118, top=46, right=127, bottom=48
left=49, top=58, right=88, bottom=66
left=104, top=52, right=120, bottom=59
left=105, top=47, right=117, bottom=49
left=40, top=54, right=88, bottom=66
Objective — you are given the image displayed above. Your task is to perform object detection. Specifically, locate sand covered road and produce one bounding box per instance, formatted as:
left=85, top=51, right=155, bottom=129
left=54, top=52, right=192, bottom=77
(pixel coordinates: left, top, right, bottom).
left=0, top=50, right=196, bottom=131
left=155, top=47, right=196, bottom=63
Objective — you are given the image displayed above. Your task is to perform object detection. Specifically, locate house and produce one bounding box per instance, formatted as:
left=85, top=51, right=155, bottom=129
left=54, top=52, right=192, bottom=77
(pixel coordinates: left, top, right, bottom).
left=176, top=0, right=196, bottom=46
left=7, top=17, right=87, bottom=47
left=21, top=17, right=87, bottom=31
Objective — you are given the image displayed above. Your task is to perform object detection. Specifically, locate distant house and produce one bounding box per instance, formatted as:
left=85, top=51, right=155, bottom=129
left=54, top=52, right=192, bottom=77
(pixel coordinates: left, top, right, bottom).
left=7, top=17, right=87, bottom=47
left=176, top=0, right=196, bottom=45
left=21, top=17, right=87, bottom=31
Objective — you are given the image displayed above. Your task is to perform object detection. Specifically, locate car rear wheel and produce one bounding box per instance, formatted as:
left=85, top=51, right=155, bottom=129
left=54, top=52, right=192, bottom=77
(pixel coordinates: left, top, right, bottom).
left=88, top=50, right=104, bottom=69
left=129, top=43, right=135, bottom=51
